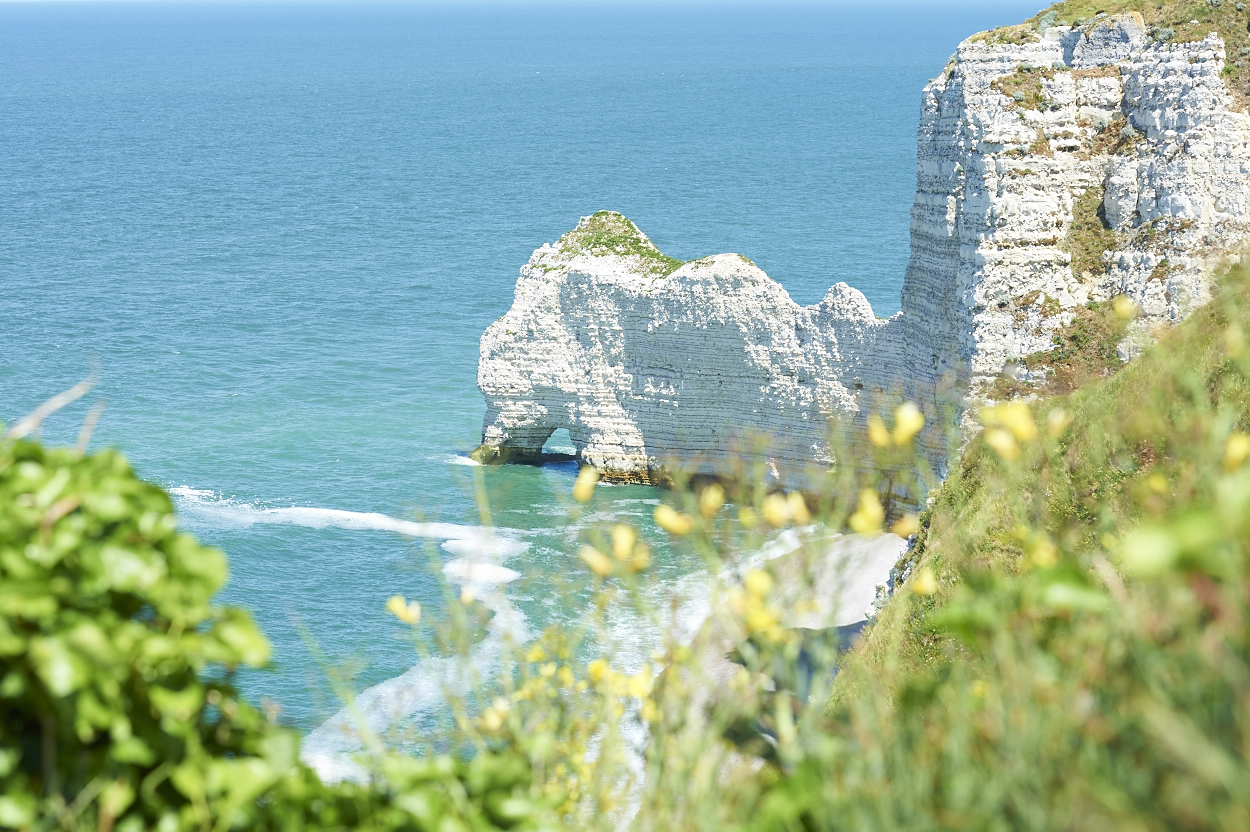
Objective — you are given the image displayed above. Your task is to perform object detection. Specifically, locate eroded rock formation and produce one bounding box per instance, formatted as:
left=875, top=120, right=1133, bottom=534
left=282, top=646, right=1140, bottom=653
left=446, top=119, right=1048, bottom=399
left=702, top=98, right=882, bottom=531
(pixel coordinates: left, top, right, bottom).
left=473, top=13, right=1250, bottom=486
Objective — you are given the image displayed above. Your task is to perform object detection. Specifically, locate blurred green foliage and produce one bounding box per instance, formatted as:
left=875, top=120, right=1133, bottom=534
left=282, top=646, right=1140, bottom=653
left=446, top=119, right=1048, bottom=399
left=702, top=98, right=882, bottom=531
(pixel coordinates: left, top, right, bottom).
left=744, top=266, right=1250, bottom=831
left=0, top=439, right=555, bottom=832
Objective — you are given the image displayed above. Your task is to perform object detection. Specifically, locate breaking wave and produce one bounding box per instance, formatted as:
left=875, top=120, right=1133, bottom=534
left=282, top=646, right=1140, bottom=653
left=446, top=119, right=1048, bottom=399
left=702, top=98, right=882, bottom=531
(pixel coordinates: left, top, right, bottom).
left=168, top=486, right=530, bottom=559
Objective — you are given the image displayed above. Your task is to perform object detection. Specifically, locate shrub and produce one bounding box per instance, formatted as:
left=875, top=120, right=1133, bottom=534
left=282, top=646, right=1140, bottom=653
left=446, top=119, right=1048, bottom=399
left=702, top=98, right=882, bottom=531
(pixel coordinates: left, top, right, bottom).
left=0, top=439, right=554, bottom=831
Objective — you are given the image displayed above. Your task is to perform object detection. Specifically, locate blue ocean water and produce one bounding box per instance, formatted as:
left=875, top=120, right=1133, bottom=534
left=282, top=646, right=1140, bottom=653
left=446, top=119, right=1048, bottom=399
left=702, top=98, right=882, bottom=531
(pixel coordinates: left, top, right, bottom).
left=0, top=0, right=1041, bottom=731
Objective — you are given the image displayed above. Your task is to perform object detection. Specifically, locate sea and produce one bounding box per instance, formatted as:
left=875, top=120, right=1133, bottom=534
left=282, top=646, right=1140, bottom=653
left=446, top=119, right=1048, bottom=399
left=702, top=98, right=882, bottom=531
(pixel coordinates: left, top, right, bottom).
left=0, top=0, right=1042, bottom=747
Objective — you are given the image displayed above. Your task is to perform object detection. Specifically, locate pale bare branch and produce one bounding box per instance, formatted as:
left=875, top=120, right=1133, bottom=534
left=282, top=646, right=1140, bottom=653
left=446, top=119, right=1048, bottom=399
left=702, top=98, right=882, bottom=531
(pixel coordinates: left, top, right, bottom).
left=8, top=375, right=97, bottom=440
left=75, top=399, right=107, bottom=454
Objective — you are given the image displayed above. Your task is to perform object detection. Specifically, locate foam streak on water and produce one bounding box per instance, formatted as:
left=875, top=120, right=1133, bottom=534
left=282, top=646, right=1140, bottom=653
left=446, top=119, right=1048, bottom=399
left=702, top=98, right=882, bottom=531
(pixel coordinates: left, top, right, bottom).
left=169, top=486, right=530, bottom=558
left=301, top=583, right=531, bottom=783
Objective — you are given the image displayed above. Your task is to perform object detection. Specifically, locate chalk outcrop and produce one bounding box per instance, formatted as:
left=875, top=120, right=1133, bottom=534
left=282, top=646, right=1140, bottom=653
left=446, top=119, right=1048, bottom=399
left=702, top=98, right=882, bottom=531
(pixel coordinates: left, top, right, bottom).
left=474, top=14, right=1250, bottom=486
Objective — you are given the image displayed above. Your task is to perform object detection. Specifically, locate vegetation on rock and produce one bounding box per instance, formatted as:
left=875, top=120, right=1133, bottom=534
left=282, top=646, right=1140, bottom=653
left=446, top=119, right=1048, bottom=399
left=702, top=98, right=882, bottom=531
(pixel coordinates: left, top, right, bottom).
left=554, top=212, right=684, bottom=279
left=990, top=65, right=1056, bottom=111
left=1067, top=185, right=1117, bottom=281
left=0, top=438, right=557, bottom=832
left=979, top=1, right=1250, bottom=110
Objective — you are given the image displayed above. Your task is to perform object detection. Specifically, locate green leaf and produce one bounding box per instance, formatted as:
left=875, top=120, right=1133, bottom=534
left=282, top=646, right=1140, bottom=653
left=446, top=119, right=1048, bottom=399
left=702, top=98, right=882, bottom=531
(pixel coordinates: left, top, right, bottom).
left=110, top=737, right=154, bottom=766
left=170, top=761, right=206, bottom=801
left=394, top=790, right=441, bottom=825
left=0, top=748, right=19, bottom=778
left=1118, top=527, right=1179, bottom=577
left=29, top=635, right=88, bottom=697
left=0, top=619, right=24, bottom=656
left=167, top=536, right=227, bottom=595
left=0, top=794, right=36, bottom=828
left=150, top=683, right=204, bottom=722
left=1042, top=581, right=1108, bottom=613
left=100, top=545, right=167, bottom=593
left=101, top=779, right=136, bottom=818
left=258, top=732, right=299, bottom=776
left=211, top=612, right=271, bottom=668
left=0, top=671, right=25, bottom=699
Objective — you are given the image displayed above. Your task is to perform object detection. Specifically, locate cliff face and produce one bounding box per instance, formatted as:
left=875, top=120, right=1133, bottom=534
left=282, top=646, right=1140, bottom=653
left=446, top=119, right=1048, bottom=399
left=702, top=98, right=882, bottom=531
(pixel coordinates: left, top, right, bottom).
left=473, top=14, right=1250, bottom=486
left=474, top=215, right=898, bottom=484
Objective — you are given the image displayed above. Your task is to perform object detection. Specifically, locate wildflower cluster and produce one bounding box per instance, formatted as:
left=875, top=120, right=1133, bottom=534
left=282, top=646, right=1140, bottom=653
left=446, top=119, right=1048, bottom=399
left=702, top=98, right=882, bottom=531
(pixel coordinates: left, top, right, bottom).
left=576, top=524, right=651, bottom=578
left=726, top=569, right=788, bottom=643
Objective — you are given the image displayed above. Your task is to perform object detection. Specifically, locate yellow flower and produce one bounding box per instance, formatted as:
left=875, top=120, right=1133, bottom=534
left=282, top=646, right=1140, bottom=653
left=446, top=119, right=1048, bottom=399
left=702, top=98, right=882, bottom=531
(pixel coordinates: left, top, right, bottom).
left=1000, top=402, right=1037, bottom=442
left=1046, top=407, right=1071, bottom=438
left=629, top=542, right=651, bottom=572
left=890, top=513, right=920, bottom=538
left=1112, top=294, right=1138, bottom=321
left=525, top=644, right=546, bottom=663
left=654, top=504, right=693, bottom=535
left=611, top=524, right=637, bottom=561
left=867, top=413, right=891, bottom=448
left=461, top=586, right=475, bottom=605
left=640, top=699, right=659, bottom=722
left=481, top=697, right=510, bottom=731
left=587, top=658, right=609, bottom=684
left=578, top=545, right=614, bottom=577
left=481, top=707, right=504, bottom=732
left=699, top=483, right=725, bottom=519
left=911, top=567, right=938, bottom=595
left=786, top=492, right=812, bottom=524
left=558, top=666, right=574, bottom=688
left=1226, top=323, right=1245, bottom=357
left=892, top=402, right=925, bottom=445
left=984, top=427, right=1020, bottom=461
left=1031, top=537, right=1059, bottom=568
left=386, top=595, right=421, bottom=625
left=744, top=568, right=773, bottom=599
left=1147, top=472, right=1168, bottom=494
left=761, top=493, right=791, bottom=527
left=627, top=668, right=652, bottom=698
left=738, top=506, right=758, bottom=528
left=970, top=680, right=988, bottom=699
left=745, top=605, right=779, bottom=636
left=539, top=662, right=557, bottom=678
left=572, top=466, right=599, bottom=503
left=848, top=489, right=884, bottom=534
left=1225, top=432, right=1250, bottom=471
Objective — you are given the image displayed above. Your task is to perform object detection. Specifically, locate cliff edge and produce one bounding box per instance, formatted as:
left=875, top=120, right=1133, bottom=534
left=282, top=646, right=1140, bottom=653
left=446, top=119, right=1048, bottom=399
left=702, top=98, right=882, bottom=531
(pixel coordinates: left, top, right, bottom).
left=473, top=11, right=1250, bottom=487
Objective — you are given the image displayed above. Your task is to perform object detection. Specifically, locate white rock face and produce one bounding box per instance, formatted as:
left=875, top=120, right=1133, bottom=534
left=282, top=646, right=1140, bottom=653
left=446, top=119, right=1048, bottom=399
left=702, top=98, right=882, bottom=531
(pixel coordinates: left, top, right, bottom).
left=475, top=15, right=1250, bottom=485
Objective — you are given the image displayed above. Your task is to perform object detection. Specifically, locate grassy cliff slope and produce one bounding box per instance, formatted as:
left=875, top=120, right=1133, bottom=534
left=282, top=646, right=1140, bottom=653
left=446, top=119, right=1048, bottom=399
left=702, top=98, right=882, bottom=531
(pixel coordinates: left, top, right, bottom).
left=749, top=264, right=1250, bottom=830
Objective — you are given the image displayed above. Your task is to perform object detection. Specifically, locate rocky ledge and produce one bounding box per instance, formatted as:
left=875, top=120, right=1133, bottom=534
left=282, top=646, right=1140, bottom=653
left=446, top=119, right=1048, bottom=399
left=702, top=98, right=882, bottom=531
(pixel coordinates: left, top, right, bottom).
left=472, top=13, right=1250, bottom=487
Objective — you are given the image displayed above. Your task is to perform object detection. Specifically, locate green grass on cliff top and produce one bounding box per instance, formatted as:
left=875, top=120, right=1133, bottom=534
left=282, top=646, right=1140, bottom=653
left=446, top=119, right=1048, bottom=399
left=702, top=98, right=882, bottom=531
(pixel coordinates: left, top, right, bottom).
left=978, top=1, right=1250, bottom=107
left=555, top=210, right=685, bottom=278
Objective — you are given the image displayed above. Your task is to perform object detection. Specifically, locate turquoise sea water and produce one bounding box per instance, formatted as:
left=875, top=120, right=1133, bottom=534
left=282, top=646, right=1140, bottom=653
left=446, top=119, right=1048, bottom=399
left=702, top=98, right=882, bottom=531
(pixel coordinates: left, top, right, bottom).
left=1, top=0, right=1041, bottom=733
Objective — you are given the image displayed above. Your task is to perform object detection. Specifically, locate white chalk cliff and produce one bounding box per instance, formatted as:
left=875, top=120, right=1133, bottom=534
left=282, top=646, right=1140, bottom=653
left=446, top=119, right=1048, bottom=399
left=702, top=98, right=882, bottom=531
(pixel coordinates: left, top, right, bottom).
left=473, top=13, right=1250, bottom=486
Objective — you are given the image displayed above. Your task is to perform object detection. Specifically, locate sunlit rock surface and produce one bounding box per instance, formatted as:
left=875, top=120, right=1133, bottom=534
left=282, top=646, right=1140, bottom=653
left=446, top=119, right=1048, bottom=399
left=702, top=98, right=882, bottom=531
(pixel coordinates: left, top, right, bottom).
left=474, top=14, right=1250, bottom=485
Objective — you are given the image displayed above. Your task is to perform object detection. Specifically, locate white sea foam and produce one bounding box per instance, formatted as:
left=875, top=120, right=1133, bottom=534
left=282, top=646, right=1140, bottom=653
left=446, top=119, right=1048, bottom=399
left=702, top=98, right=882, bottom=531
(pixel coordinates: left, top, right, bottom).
left=301, top=579, right=530, bottom=782
left=169, top=486, right=526, bottom=559
left=440, top=536, right=529, bottom=559
left=444, top=454, right=481, bottom=466
left=442, top=559, right=521, bottom=585
left=166, top=487, right=535, bottom=781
